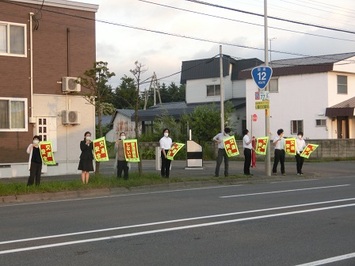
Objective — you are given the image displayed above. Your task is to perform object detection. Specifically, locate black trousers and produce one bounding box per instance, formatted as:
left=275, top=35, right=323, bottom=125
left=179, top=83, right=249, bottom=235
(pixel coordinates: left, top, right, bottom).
left=243, top=148, right=252, bottom=175
left=161, top=150, right=171, bottom=178
left=27, top=162, right=42, bottom=186
left=295, top=153, right=304, bottom=174
left=117, top=160, right=129, bottom=179
left=272, top=149, right=285, bottom=174
left=215, top=149, right=229, bottom=177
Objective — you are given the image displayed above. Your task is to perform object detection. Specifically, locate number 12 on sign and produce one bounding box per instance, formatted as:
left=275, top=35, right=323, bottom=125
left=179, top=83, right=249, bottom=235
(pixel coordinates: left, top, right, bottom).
left=251, top=67, right=273, bottom=90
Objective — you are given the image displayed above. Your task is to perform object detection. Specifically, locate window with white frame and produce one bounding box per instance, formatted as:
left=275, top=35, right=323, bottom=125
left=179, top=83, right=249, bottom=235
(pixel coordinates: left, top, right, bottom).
left=290, top=120, right=303, bottom=134
left=37, top=117, right=57, bottom=151
left=0, top=21, right=26, bottom=56
left=316, top=119, right=326, bottom=127
left=37, top=118, right=48, bottom=141
left=337, top=75, right=347, bottom=94
left=269, top=78, right=278, bottom=93
left=0, top=98, right=27, bottom=131
left=206, top=84, right=220, bottom=96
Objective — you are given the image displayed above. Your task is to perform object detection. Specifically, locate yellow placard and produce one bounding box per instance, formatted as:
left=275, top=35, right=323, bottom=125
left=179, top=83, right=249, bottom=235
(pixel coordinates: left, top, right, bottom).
left=166, top=143, right=185, bottom=160
left=93, top=137, right=109, bottom=162
left=223, top=136, right=239, bottom=157
left=123, top=139, right=140, bottom=162
left=255, top=137, right=269, bottom=155
left=255, top=100, right=269, bottom=110
left=39, top=141, right=56, bottom=165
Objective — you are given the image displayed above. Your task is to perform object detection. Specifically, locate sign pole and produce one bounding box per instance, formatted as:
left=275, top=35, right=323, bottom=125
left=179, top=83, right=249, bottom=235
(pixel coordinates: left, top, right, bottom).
left=264, top=0, right=271, bottom=176
left=219, top=45, right=225, bottom=133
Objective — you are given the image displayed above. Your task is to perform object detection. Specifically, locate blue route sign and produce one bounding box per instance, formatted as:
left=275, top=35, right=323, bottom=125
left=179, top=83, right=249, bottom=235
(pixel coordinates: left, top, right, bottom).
left=251, top=66, right=273, bottom=90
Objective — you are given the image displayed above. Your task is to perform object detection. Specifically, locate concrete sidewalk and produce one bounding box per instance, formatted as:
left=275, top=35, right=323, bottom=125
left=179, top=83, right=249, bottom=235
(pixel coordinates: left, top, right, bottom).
left=0, top=159, right=354, bottom=204
left=2, top=159, right=353, bottom=183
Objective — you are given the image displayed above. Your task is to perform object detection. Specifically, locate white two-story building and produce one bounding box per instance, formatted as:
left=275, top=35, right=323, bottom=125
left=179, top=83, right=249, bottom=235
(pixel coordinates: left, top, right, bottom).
left=240, top=52, right=355, bottom=140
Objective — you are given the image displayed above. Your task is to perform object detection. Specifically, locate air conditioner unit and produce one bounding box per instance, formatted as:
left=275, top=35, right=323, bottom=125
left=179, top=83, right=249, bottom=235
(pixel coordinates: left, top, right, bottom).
left=62, top=110, right=80, bottom=125
left=62, top=77, right=81, bottom=92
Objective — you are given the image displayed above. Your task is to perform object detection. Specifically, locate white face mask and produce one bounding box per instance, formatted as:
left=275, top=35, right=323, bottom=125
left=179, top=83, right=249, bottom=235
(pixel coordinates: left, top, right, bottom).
left=120, top=136, right=126, bottom=140
left=33, top=139, right=39, bottom=145
left=85, top=136, right=91, bottom=141
left=164, top=132, right=169, bottom=137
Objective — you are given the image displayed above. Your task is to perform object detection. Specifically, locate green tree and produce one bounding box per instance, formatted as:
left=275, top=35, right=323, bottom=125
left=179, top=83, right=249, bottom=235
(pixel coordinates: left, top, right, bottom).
left=185, top=102, right=233, bottom=143
left=130, top=61, right=147, bottom=176
left=113, top=76, right=143, bottom=109
left=79, top=61, right=115, bottom=173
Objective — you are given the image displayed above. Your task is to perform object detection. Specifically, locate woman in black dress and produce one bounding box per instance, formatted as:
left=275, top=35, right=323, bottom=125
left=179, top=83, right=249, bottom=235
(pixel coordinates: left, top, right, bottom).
left=26, top=135, right=42, bottom=186
left=78, top=131, right=94, bottom=184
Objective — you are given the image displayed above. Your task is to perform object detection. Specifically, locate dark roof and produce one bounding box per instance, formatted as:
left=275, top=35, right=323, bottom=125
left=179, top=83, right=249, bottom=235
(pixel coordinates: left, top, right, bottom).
left=325, top=96, right=355, bottom=117
left=133, top=102, right=193, bottom=121
left=180, top=55, right=262, bottom=84
left=96, top=115, right=112, bottom=126
left=109, top=109, right=135, bottom=124
left=239, top=52, right=355, bottom=79
left=133, top=99, right=246, bottom=121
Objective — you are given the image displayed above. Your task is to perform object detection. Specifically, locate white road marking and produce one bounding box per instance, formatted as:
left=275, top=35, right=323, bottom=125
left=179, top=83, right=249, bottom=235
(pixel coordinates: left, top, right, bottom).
left=295, top=252, right=355, bottom=265
left=220, top=184, right=350, bottom=198
left=1, top=198, right=355, bottom=253
left=0, top=184, right=244, bottom=208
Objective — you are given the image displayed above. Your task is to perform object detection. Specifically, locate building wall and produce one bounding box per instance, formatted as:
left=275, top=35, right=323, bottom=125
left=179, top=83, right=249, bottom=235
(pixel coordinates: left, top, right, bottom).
left=0, top=0, right=97, bottom=177
left=232, top=80, right=247, bottom=98
left=106, top=113, right=136, bottom=142
left=246, top=73, right=331, bottom=140
left=185, top=76, right=232, bottom=104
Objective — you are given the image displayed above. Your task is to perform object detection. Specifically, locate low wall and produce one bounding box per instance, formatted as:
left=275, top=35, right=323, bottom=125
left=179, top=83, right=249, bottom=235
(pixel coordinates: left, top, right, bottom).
left=138, top=139, right=355, bottom=160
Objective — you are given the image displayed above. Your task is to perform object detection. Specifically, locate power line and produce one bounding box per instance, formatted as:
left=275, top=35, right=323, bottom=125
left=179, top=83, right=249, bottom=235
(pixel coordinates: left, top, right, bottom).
left=185, top=0, right=355, bottom=35
left=4, top=0, right=355, bottom=84
left=139, top=0, right=355, bottom=43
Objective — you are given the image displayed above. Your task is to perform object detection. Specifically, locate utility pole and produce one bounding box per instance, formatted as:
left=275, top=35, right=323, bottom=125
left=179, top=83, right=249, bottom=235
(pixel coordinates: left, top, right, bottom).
left=219, top=45, right=225, bottom=133
left=264, top=0, right=271, bottom=176
left=143, top=72, right=162, bottom=110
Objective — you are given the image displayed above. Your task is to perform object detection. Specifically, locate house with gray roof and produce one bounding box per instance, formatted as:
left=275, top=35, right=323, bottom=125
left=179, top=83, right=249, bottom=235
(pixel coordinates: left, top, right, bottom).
left=135, top=55, right=262, bottom=136
left=106, top=109, right=135, bottom=142
left=240, top=52, right=355, bottom=139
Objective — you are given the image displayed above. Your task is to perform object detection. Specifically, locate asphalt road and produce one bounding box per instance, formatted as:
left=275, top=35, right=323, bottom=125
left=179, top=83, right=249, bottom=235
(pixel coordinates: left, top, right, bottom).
left=1, top=173, right=355, bottom=265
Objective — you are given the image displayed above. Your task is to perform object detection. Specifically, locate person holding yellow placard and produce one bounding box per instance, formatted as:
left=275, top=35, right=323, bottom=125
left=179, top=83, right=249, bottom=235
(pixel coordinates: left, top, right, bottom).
left=78, top=131, right=94, bottom=184
left=243, top=129, right=255, bottom=176
left=26, top=135, right=43, bottom=186
left=115, top=132, right=129, bottom=179
left=295, top=131, right=307, bottom=175
left=159, top=128, right=173, bottom=178
left=272, top=129, right=286, bottom=176
left=213, top=127, right=231, bottom=177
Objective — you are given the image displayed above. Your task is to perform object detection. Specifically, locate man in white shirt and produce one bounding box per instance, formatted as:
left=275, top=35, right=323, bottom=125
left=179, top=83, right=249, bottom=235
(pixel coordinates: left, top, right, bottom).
left=159, top=128, right=173, bottom=178
left=243, top=129, right=254, bottom=175
left=213, top=127, right=231, bottom=177
left=295, top=131, right=306, bottom=175
left=272, top=128, right=286, bottom=175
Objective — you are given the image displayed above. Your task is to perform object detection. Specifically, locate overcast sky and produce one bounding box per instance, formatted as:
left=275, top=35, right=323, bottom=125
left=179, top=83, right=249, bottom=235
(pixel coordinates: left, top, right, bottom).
left=73, top=0, right=355, bottom=89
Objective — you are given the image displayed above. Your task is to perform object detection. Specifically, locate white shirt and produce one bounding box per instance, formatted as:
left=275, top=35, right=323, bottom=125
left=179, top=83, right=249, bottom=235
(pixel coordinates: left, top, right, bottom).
left=159, top=136, right=172, bottom=150
left=296, top=137, right=306, bottom=153
left=243, top=134, right=252, bottom=149
left=273, top=136, right=285, bottom=150
left=213, top=132, right=229, bottom=149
